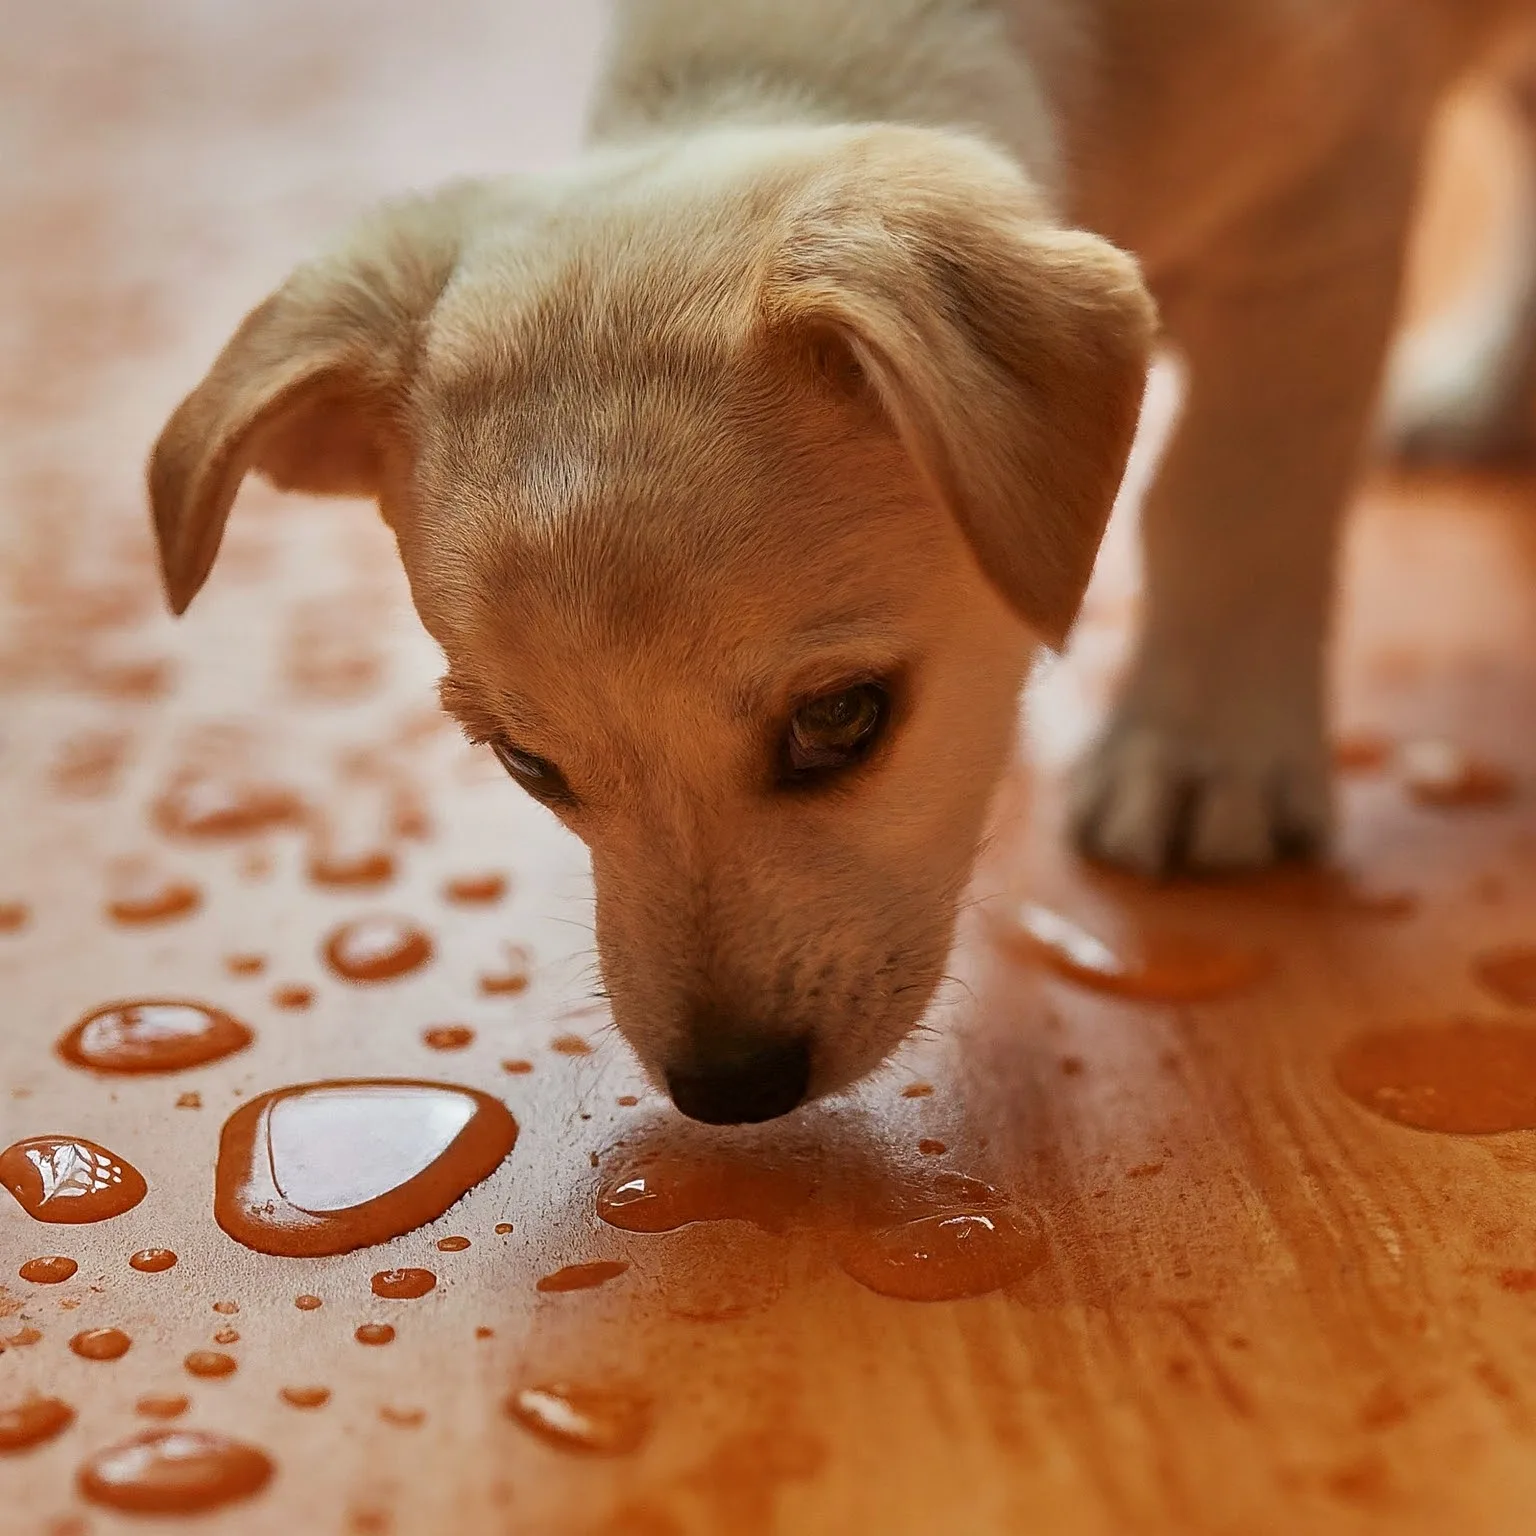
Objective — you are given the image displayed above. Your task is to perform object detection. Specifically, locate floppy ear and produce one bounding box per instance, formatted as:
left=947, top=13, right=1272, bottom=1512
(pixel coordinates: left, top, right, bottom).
left=148, top=182, right=496, bottom=615
left=765, top=130, right=1157, bottom=648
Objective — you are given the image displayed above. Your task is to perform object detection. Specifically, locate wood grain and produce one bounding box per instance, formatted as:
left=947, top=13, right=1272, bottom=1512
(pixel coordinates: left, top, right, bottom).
left=2, top=7, right=1534, bottom=1533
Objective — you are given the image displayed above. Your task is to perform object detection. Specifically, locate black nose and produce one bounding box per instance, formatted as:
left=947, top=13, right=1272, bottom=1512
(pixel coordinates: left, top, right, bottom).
left=666, top=1035, right=811, bottom=1125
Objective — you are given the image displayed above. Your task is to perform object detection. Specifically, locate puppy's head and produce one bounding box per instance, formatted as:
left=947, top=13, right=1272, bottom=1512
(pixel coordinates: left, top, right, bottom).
left=150, top=126, right=1154, bottom=1122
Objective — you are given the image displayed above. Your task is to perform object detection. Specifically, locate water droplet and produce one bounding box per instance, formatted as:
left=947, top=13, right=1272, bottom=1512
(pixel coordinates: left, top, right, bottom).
left=0, top=902, right=29, bottom=934
left=307, top=849, right=396, bottom=889
left=295, top=1294, right=322, bottom=1310
left=616, top=1094, right=639, bottom=1107
left=596, top=1154, right=810, bottom=1234
left=215, top=1079, right=517, bottom=1257
left=128, top=1248, right=177, bottom=1273
left=225, top=953, right=266, bottom=977
left=19, top=1255, right=77, bottom=1284
left=1336, top=1021, right=1536, bottom=1133
left=105, top=876, right=202, bottom=926
left=323, top=917, right=434, bottom=982
left=370, top=1268, right=437, bottom=1300
left=506, top=1384, right=650, bottom=1455
left=1333, top=732, right=1391, bottom=773
left=837, top=1207, right=1047, bottom=1302
left=134, top=1395, right=189, bottom=1420
left=57, top=1000, right=252, bottom=1074
left=176, top=1092, right=202, bottom=1109
left=1402, top=740, right=1516, bottom=808
left=1476, top=948, right=1536, bottom=1008
left=1, top=1137, right=147, bottom=1223
left=279, top=1386, right=330, bottom=1409
left=901, top=1083, right=933, bottom=1098
left=70, top=1327, right=131, bottom=1361
left=184, top=1351, right=236, bottom=1378
left=494, top=1223, right=514, bottom=1235
left=501, top=1059, right=533, bottom=1075
left=77, top=1428, right=273, bottom=1515
left=271, top=983, right=315, bottom=1010
left=998, top=903, right=1269, bottom=1002
left=536, top=1261, right=629, bottom=1294
left=355, top=1323, right=395, bottom=1346
left=5, top=1326, right=41, bottom=1347
left=0, top=1396, right=74, bottom=1452
left=436, top=1236, right=470, bottom=1252
left=212, top=1300, right=239, bottom=1315
left=379, top=1405, right=424, bottom=1427
left=153, top=771, right=304, bottom=840
left=421, top=1025, right=474, bottom=1051
left=213, top=1327, right=240, bottom=1345
left=479, top=947, right=531, bottom=996
left=551, top=1035, right=592, bottom=1056
left=442, top=873, right=508, bottom=905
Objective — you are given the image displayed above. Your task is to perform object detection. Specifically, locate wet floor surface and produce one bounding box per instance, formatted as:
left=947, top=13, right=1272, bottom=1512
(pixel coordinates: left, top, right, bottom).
left=4, top=6, right=1536, bottom=1533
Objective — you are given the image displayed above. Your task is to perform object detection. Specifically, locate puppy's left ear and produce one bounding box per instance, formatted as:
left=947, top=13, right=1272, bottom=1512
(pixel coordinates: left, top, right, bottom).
left=148, top=181, right=497, bottom=615
left=766, top=129, right=1157, bottom=648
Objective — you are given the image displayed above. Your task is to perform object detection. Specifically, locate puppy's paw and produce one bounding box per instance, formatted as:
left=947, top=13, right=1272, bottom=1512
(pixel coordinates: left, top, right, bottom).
left=1069, top=706, right=1332, bottom=877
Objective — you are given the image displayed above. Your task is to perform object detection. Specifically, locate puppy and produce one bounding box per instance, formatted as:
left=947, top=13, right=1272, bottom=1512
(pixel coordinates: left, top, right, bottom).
left=149, top=0, right=1529, bottom=1123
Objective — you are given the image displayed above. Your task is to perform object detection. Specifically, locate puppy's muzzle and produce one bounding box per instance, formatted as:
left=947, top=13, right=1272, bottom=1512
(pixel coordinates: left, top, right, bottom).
left=665, top=1026, right=811, bottom=1126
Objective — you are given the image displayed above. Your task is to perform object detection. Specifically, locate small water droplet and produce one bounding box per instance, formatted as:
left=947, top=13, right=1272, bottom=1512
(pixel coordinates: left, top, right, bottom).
left=70, top=1328, right=131, bottom=1361
left=19, top=1255, right=77, bottom=1284
left=105, top=877, right=202, bottom=926
left=184, top=1351, right=237, bottom=1378
left=370, top=1269, right=436, bottom=1300
left=134, top=1394, right=189, bottom=1420
left=1336, top=1020, right=1536, bottom=1133
left=322, top=917, right=433, bottom=983
left=77, top=1428, right=273, bottom=1514
left=0, top=1396, right=74, bottom=1452
left=307, top=849, right=396, bottom=890
left=536, top=1261, right=629, bottom=1294
left=1, top=1137, right=147, bottom=1223
left=997, top=903, right=1269, bottom=1002
left=355, top=1323, right=395, bottom=1346
left=442, top=873, right=507, bottom=905
left=1402, top=740, right=1515, bottom=808
left=279, top=1386, right=330, bottom=1410
left=57, top=1001, right=252, bottom=1074
left=421, top=1025, right=474, bottom=1051
left=506, top=1384, right=650, bottom=1455
left=128, top=1249, right=177, bottom=1273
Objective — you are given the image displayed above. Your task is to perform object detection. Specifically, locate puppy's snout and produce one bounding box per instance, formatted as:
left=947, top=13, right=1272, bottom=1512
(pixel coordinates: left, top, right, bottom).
left=665, top=1027, right=811, bottom=1126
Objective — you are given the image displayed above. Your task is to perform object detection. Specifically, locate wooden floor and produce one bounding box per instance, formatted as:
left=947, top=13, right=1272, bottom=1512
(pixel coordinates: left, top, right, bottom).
left=3, top=6, right=1536, bottom=1533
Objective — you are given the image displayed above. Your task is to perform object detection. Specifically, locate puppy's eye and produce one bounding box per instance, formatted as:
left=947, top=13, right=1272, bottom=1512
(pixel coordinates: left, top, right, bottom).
left=783, top=682, right=889, bottom=780
left=490, top=738, right=574, bottom=807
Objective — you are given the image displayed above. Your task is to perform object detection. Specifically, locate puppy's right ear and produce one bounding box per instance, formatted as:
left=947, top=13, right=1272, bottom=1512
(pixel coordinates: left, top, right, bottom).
left=148, top=182, right=495, bottom=614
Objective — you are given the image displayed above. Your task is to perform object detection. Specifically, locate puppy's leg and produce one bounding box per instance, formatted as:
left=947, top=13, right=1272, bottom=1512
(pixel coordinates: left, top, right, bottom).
left=1072, top=166, right=1419, bottom=874
left=1384, top=48, right=1536, bottom=463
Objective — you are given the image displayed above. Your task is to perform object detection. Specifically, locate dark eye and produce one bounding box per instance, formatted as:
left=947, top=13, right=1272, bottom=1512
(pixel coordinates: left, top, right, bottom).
left=782, top=682, right=889, bottom=782
left=490, top=738, right=574, bottom=807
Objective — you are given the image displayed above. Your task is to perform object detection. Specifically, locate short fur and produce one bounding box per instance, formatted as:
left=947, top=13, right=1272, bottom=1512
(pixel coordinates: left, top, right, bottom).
left=149, top=0, right=1531, bottom=1111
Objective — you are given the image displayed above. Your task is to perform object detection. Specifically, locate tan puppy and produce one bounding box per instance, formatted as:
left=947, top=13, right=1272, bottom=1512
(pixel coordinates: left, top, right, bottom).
left=150, top=0, right=1528, bottom=1122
